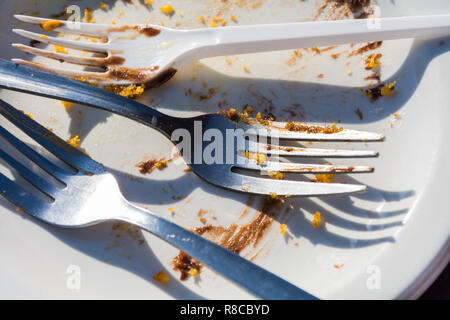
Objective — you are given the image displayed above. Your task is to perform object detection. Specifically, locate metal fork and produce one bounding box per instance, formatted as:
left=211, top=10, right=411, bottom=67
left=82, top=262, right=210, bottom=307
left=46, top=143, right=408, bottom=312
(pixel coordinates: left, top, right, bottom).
left=0, top=59, right=383, bottom=197
left=0, top=97, right=317, bottom=300
left=11, top=14, right=450, bottom=85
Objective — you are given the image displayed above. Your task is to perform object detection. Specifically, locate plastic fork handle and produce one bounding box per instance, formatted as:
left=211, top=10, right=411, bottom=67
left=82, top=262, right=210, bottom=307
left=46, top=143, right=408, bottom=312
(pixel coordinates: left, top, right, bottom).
left=117, top=201, right=318, bottom=300
left=0, top=59, right=179, bottom=136
left=198, top=14, right=450, bottom=57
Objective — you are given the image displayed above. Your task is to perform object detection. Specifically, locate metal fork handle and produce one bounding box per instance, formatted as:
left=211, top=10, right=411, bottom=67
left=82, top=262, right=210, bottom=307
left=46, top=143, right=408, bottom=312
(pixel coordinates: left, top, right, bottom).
left=116, top=200, right=317, bottom=300
left=0, top=59, right=179, bottom=136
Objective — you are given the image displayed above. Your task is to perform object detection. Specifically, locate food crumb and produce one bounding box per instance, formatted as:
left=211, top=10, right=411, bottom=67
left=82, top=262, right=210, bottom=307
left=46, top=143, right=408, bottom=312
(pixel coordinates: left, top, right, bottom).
left=313, top=173, right=334, bottom=183
left=66, top=134, right=80, bottom=148
left=172, top=251, right=202, bottom=281
left=136, top=158, right=169, bottom=174
left=354, top=108, right=364, bottom=120
left=245, top=150, right=266, bottom=165
left=268, top=171, right=285, bottom=180
left=188, top=268, right=199, bottom=277
left=84, top=8, right=95, bottom=23
left=104, top=84, right=146, bottom=99
left=153, top=270, right=170, bottom=283
left=243, top=65, right=249, bottom=72
left=40, top=20, right=63, bottom=32
left=285, top=122, right=343, bottom=134
left=54, top=45, right=67, bottom=54
left=381, top=81, right=397, bottom=96
left=160, top=4, right=174, bottom=15
left=312, top=211, right=323, bottom=229
left=280, top=224, right=287, bottom=235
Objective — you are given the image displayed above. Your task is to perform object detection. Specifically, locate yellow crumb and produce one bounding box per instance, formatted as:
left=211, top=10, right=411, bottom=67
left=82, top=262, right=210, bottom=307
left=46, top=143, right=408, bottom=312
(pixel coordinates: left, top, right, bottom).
left=118, top=10, right=125, bottom=19
left=168, top=207, right=174, bottom=213
left=244, top=105, right=253, bottom=114
left=269, top=192, right=279, bottom=199
left=104, top=84, right=146, bottom=99
left=243, top=65, right=249, bottom=72
left=110, top=18, right=116, bottom=25
left=230, top=15, right=237, bottom=22
left=312, top=211, right=323, bottom=229
left=40, top=35, right=47, bottom=39
left=66, top=134, right=80, bottom=148
left=153, top=270, right=169, bottom=283
left=346, top=69, right=352, bottom=75
left=154, top=159, right=167, bottom=170
left=25, top=113, right=33, bottom=119
left=245, top=150, right=266, bottom=165
left=40, top=20, right=63, bottom=32
left=160, top=4, right=174, bottom=15
left=100, top=2, right=108, bottom=10
left=84, top=8, right=95, bottom=23
left=367, top=54, right=378, bottom=69
left=381, top=81, right=397, bottom=96
left=145, top=0, right=154, bottom=7
left=268, top=171, right=285, bottom=180
left=188, top=268, right=199, bottom=276
left=199, top=16, right=206, bottom=24
left=54, top=45, right=67, bottom=54
left=315, top=173, right=334, bottom=183
left=280, top=224, right=287, bottom=235
left=209, top=20, right=218, bottom=28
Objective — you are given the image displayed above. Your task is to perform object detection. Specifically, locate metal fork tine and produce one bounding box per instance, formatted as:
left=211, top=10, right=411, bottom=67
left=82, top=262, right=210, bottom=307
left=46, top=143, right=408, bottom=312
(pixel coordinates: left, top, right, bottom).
left=226, top=172, right=367, bottom=196
left=0, top=147, right=57, bottom=197
left=234, top=157, right=373, bottom=173
left=0, top=125, right=69, bottom=181
left=12, top=43, right=107, bottom=67
left=0, top=99, right=104, bottom=174
left=248, top=141, right=378, bottom=158
left=242, top=122, right=384, bottom=141
left=14, top=15, right=110, bottom=37
left=0, top=172, right=50, bottom=214
left=12, top=29, right=108, bottom=53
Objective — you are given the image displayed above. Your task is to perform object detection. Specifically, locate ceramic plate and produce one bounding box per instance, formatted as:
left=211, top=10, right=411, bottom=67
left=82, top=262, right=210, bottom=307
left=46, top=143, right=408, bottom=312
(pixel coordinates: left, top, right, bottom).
left=0, top=0, right=449, bottom=299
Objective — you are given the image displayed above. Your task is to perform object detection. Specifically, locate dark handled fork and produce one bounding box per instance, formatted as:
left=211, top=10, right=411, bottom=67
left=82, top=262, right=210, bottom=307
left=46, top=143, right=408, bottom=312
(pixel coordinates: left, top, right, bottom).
left=0, top=59, right=383, bottom=197
left=0, top=97, right=317, bottom=300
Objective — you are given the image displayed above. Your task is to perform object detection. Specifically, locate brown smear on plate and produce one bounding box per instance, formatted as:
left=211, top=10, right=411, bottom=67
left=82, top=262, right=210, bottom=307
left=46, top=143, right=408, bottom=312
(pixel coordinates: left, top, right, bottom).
left=172, top=196, right=285, bottom=280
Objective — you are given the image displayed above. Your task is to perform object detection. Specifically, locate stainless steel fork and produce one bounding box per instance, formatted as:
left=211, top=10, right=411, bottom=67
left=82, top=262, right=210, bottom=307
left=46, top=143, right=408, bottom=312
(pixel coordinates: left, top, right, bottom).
left=0, top=97, right=316, bottom=300
left=0, top=59, right=383, bottom=197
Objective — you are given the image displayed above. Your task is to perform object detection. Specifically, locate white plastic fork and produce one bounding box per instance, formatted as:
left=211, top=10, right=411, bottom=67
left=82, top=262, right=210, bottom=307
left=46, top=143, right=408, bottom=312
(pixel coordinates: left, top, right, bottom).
left=12, top=14, right=450, bottom=85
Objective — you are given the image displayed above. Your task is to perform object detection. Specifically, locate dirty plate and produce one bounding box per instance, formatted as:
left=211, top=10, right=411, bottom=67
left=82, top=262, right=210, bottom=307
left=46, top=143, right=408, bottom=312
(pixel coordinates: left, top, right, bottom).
left=0, top=0, right=449, bottom=299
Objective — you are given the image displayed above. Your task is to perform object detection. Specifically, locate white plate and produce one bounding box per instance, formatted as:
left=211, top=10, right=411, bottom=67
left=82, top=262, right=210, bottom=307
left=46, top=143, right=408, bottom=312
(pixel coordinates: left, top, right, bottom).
left=0, top=0, right=449, bottom=299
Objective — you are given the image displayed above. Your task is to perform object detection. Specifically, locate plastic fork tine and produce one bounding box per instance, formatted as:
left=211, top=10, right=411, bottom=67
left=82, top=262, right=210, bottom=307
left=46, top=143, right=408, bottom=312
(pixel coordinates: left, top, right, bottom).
left=14, top=15, right=110, bottom=37
left=234, top=158, right=373, bottom=174
left=12, top=43, right=107, bottom=67
left=0, top=146, right=57, bottom=196
left=0, top=172, right=51, bottom=214
left=0, top=99, right=104, bottom=174
left=11, top=59, right=108, bottom=82
left=0, top=125, right=69, bottom=181
left=12, top=29, right=108, bottom=52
